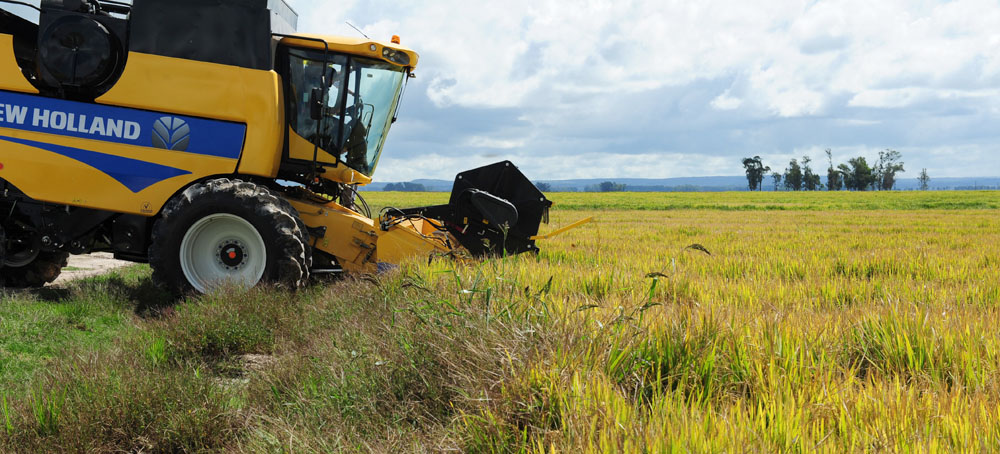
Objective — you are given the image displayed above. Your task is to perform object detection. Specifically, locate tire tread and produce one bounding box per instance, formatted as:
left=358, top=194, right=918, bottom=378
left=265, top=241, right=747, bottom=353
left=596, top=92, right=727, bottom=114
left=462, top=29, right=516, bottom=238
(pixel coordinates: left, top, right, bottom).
left=149, top=178, right=311, bottom=294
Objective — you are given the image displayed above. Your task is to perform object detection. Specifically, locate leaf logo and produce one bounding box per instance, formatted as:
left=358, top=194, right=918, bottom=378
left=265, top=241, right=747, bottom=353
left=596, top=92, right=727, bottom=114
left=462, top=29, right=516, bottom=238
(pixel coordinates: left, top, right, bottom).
left=152, top=116, right=191, bottom=151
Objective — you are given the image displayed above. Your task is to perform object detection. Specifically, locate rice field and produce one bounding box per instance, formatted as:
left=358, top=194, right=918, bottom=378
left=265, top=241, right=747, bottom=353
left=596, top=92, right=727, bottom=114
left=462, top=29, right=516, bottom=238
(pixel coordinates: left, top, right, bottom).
left=1, top=191, right=999, bottom=452
left=367, top=190, right=1000, bottom=452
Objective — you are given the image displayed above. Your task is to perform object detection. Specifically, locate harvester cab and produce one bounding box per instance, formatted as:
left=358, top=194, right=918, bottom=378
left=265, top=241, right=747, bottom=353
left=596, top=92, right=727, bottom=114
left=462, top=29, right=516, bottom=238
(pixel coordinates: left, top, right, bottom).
left=0, top=0, right=576, bottom=294
left=274, top=33, right=411, bottom=189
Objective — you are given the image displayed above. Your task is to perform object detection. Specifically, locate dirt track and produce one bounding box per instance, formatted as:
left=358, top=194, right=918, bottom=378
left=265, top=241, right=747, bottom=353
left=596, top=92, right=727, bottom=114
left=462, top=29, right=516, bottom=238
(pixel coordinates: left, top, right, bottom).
left=52, top=252, right=133, bottom=286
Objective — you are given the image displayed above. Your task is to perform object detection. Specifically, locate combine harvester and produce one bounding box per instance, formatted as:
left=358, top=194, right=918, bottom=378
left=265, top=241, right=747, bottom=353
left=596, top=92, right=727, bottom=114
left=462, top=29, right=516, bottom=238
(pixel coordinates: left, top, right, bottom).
left=0, top=0, right=583, bottom=294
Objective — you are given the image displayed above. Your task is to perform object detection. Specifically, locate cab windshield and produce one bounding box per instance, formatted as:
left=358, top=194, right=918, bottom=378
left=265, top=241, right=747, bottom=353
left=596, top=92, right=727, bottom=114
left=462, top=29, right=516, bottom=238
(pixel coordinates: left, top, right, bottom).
left=286, top=48, right=407, bottom=177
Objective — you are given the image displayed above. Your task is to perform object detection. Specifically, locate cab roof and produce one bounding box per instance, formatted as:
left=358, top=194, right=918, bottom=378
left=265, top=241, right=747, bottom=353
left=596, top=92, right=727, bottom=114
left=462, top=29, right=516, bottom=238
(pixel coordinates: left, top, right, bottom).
left=279, top=34, right=419, bottom=69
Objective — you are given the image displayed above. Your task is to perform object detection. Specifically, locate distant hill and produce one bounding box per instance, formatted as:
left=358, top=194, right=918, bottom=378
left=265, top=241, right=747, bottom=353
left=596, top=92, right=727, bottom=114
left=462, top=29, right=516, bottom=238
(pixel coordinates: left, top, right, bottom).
left=366, top=176, right=748, bottom=192
left=364, top=176, right=1000, bottom=192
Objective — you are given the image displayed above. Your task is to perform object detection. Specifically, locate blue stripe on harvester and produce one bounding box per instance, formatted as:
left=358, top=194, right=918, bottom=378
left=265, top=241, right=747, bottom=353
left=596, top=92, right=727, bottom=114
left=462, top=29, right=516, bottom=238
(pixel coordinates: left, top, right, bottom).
left=0, top=135, right=191, bottom=193
left=0, top=91, right=246, bottom=159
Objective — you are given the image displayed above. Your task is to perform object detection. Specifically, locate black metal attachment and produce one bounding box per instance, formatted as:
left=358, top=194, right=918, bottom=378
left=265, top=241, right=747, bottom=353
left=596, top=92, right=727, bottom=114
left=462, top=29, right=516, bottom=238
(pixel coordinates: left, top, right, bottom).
left=111, top=214, right=149, bottom=259
left=0, top=179, right=117, bottom=259
left=392, top=161, right=552, bottom=257
left=31, top=0, right=129, bottom=100
left=307, top=225, right=328, bottom=239
left=129, top=0, right=271, bottom=71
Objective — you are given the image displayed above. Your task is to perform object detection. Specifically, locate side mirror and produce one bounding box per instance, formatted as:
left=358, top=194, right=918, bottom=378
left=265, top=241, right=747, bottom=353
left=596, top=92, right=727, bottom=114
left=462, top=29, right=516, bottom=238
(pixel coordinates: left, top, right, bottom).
left=309, top=88, right=324, bottom=120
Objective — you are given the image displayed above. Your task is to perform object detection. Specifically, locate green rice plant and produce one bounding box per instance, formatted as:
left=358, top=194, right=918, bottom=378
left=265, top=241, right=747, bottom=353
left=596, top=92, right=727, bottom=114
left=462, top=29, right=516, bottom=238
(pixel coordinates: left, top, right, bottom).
left=844, top=313, right=956, bottom=384
left=145, top=336, right=168, bottom=367
left=29, top=387, right=66, bottom=436
left=1, top=394, right=13, bottom=435
left=606, top=316, right=731, bottom=406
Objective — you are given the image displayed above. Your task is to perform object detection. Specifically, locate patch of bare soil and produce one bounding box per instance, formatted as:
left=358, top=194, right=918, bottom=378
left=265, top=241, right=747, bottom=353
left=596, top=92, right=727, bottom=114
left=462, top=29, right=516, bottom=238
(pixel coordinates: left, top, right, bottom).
left=52, top=252, right=133, bottom=286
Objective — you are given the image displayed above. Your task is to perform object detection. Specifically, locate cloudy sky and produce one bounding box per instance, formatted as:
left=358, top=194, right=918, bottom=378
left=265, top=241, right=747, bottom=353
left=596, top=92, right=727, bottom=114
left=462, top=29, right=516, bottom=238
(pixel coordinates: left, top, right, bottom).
left=4, top=1, right=999, bottom=181
left=287, top=0, right=1000, bottom=181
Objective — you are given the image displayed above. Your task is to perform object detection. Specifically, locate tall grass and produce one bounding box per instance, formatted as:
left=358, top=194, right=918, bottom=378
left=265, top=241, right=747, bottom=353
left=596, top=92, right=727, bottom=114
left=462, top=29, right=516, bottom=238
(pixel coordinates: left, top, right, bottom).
left=1, top=192, right=999, bottom=452
left=367, top=190, right=1000, bottom=212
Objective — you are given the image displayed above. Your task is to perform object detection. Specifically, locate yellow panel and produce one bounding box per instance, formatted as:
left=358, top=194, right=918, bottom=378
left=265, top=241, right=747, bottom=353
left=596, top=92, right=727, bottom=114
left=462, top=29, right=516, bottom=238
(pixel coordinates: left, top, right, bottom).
left=288, top=197, right=452, bottom=270
left=376, top=220, right=452, bottom=265
left=0, top=34, right=38, bottom=94
left=288, top=126, right=339, bottom=164
left=287, top=198, right=378, bottom=273
left=0, top=127, right=236, bottom=215
left=238, top=72, right=284, bottom=177
left=97, top=52, right=284, bottom=178
left=287, top=128, right=372, bottom=185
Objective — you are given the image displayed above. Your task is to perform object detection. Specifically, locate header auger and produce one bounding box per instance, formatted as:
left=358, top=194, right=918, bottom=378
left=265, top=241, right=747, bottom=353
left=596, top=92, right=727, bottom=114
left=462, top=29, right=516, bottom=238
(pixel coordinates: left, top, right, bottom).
left=0, top=0, right=580, bottom=294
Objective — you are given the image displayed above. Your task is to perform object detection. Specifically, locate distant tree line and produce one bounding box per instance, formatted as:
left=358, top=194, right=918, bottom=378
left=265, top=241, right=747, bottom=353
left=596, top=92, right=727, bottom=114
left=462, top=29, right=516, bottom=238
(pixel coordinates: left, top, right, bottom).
left=383, top=182, right=427, bottom=192
left=531, top=181, right=630, bottom=193
left=584, top=181, right=627, bottom=192
left=627, top=184, right=731, bottom=192
left=743, top=149, right=920, bottom=191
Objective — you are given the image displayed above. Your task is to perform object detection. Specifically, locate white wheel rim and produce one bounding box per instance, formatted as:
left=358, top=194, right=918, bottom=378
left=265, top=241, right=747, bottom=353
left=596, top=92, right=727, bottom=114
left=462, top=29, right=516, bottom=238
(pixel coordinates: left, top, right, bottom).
left=179, top=213, right=267, bottom=293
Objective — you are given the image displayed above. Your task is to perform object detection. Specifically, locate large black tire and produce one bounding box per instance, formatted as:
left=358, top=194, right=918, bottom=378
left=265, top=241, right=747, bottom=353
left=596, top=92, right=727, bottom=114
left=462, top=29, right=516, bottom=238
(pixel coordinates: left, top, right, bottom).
left=0, top=224, right=5, bottom=275
left=149, top=178, right=312, bottom=295
left=1, top=250, right=70, bottom=289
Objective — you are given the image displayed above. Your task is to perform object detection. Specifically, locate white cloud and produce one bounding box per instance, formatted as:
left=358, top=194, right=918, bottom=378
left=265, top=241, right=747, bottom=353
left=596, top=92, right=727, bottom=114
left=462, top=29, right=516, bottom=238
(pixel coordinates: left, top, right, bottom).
left=286, top=0, right=1000, bottom=179
left=292, top=0, right=1000, bottom=114
left=711, top=91, right=743, bottom=111
left=849, top=89, right=929, bottom=109
left=378, top=151, right=740, bottom=181
left=463, top=136, right=526, bottom=150
left=835, top=119, right=881, bottom=127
